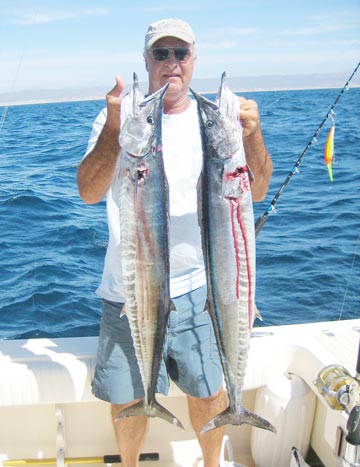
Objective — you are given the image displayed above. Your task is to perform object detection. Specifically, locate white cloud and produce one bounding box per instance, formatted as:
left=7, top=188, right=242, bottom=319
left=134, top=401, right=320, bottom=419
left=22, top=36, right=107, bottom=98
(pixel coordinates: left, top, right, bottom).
left=3, top=7, right=109, bottom=25
left=276, top=9, right=359, bottom=38
left=278, top=23, right=354, bottom=36
left=196, top=47, right=359, bottom=74
left=3, top=51, right=141, bottom=69
left=213, top=26, right=258, bottom=39
left=229, top=27, right=258, bottom=36
left=198, top=41, right=237, bottom=51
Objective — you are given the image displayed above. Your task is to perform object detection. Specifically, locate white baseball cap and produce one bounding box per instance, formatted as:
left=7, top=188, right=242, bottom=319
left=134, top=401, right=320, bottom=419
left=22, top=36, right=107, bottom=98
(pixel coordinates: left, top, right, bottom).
left=144, top=18, right=196, bottom=50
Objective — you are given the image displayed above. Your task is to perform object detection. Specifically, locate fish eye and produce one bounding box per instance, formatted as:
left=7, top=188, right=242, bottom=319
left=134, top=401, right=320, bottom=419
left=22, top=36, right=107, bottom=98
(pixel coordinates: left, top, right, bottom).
left=206, top=120, right=214, bottom=128
left=147, top=115, right=154, bottom=124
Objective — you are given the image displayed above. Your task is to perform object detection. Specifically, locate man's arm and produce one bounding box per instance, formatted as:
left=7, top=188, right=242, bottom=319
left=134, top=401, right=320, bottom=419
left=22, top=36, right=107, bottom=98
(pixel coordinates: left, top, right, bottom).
left=238, top=97, right=273, bottom=202
left=77, top=76, right=124, bottom=204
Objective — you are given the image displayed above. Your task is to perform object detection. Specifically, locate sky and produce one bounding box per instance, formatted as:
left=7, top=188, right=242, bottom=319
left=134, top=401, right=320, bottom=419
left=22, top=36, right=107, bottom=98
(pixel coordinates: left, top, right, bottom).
left=1, top=0, right=359, bottom=95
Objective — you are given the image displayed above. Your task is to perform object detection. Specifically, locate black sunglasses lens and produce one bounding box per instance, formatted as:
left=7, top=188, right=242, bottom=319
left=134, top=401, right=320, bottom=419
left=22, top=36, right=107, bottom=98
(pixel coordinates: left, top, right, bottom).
left=174, top=48, right=190, bottom=61
left=152, top=47, right=191, bottom=62
left=152, top=48, right=169, bottom=61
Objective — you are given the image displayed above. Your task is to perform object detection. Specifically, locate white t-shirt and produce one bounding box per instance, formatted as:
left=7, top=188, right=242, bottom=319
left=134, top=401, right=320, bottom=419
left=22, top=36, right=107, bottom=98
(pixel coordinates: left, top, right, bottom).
left=84, top=96, right=206, bottom=302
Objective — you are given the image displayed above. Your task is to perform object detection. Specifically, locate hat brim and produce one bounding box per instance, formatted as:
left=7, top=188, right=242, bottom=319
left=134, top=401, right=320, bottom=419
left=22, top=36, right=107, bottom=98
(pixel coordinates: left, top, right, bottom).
left=146, top=33, right=194, bottom=49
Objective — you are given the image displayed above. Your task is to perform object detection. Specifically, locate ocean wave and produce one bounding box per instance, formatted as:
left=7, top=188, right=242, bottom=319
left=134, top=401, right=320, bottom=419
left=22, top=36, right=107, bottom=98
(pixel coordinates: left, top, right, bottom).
left=1, top=88, right=359, bottom=339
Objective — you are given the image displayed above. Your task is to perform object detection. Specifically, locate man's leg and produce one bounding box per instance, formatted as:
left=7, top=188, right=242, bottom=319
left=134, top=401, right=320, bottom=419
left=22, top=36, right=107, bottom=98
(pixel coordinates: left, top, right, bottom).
left=167, top=287, right=227, bottom=466
left=111, top=401, right=149, bottom=467
left=92, top=300, right=152, bottom=465
left=187, top=387, right=228, bottom=467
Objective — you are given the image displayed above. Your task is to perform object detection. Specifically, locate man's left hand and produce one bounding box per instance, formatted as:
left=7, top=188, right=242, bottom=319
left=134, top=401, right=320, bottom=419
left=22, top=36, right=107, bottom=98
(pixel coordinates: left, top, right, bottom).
left=238, top=97, right=261, bottom=138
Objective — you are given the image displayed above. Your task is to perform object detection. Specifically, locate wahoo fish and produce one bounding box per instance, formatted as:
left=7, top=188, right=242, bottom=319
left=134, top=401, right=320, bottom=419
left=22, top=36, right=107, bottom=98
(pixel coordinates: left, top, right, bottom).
left=190, top=73, right=275, bottom=435
left=115, top=77, right=183, bottom=429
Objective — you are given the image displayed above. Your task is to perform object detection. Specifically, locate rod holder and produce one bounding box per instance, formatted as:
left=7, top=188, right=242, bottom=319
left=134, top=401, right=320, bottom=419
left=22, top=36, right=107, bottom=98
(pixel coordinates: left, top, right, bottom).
left=342, top=405, right=360, bottom=466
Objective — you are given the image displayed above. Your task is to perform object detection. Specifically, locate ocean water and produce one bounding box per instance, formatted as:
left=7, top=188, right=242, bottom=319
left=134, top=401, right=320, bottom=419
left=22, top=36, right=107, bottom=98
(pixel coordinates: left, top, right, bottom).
left=0, top=87, right=359, bottom=340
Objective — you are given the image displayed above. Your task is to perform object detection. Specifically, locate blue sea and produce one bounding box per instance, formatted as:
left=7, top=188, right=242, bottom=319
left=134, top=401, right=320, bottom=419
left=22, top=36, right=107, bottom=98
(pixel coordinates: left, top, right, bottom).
left=0, top=87, right=359, bottom=340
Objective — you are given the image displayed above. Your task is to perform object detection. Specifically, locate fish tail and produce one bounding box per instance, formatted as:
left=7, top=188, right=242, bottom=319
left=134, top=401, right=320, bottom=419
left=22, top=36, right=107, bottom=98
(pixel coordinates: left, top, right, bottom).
left=115, top=398, right=184, bottom=430
left=148, top=399, right=184, bottom=429
left=200, top=406, right=276, bottom=435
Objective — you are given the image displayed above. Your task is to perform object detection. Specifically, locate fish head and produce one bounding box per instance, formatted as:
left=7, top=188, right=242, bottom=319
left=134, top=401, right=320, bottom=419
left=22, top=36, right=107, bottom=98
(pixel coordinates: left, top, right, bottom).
left=215, top=72, right=227, bottom=106
left=120, top=83, right=169, bottom=158
left=190, top=88, right=241, bottom=161
left=215, top=71, right=241, bottom=120
left=129, top=72, right=143, bottom=115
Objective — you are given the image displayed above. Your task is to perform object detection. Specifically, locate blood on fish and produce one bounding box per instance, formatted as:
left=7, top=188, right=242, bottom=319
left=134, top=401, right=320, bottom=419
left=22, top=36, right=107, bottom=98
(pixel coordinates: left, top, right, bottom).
left=224, top=166, right=251, bottom=195
left=228, top=198, right=253, bottom=328
left=136, top=163, right=149, bottom=185
left=236, top=205, right=253, bottom=328
left=229, top=200, right=241, bottom=301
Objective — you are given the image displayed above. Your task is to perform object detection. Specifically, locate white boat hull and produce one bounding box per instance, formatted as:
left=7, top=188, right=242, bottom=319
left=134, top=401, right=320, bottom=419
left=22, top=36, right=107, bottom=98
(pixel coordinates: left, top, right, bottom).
left=1, top=318, right=359, bottom=466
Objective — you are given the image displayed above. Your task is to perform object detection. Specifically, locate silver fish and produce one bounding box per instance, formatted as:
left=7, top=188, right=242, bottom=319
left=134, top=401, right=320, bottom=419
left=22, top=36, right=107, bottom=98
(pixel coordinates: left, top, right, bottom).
left=130, top=72, right=142, bottom=114
left=115, top=79, right=183, bottom=429
left=190, top=73, right=276, bottom=435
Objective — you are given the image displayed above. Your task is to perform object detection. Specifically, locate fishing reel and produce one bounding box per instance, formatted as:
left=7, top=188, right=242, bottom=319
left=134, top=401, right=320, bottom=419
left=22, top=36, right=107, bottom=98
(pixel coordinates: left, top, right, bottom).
left=315, top=337, right=360, bottom=412
left=314, top=339, right=360, bottom=466
left=314, top=364, right=360, bottom=412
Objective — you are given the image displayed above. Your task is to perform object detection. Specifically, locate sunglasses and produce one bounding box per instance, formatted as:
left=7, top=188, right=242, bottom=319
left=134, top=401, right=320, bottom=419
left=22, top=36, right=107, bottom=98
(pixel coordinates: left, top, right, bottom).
left=151, top=47, right=192, bottom=63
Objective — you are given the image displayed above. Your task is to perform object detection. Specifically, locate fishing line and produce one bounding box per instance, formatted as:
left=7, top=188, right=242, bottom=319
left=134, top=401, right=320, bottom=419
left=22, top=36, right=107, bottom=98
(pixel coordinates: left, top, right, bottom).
left=0, top=47, right=26, bottom=131
left=0, top=106, right=9, bottom=131
left=338, top=232, right=360, bottom=322
left=255, top=61, right=360, bottom=237
left=0, top=5, right=42, bottom=131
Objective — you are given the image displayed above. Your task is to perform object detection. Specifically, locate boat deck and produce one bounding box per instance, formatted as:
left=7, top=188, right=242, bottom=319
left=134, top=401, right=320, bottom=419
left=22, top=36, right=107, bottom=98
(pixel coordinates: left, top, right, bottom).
left=0, top=318, right=359, bottom=467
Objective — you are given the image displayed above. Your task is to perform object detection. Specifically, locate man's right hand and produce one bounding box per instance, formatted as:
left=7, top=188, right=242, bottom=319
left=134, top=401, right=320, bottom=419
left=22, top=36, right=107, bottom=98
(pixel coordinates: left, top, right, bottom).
left=105, top=75, right=125, bottom=131
left=77, top=75, right=125, bottom=204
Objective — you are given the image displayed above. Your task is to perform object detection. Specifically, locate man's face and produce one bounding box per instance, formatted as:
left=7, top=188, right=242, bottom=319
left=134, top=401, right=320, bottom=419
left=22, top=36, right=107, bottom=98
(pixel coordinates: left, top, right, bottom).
left=145, top=36, right=196, bottom=97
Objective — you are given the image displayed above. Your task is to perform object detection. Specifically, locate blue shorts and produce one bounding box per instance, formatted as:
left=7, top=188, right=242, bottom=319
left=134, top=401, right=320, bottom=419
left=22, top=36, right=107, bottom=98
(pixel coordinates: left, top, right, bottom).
left=92, top=286, right=223, bottom=404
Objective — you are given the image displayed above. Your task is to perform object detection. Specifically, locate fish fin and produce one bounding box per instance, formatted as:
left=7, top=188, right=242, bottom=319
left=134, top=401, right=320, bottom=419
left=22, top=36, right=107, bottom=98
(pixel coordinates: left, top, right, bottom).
left=148, top=399, right=184, bottom=430
left=255, top=304, right=263, bottom=322
left=250, top=304, right=262, bottom=327
left=203, top=299, right=211, bottom=314
left=115, top=398, right=184, bottom=430
left=248, top=164, right=256, bottom=183
left=200, top=405, right=276, bottom=435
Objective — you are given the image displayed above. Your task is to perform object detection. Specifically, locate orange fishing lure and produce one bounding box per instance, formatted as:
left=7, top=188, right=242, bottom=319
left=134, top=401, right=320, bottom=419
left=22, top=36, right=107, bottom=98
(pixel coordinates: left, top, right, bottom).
left=324, top=124, right=335, bottom=182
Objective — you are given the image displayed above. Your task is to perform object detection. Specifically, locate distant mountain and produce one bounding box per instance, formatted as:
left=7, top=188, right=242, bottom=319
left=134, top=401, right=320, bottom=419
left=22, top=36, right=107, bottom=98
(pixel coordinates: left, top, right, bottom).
left=0, top=86, right=109, bottom=106
left=194, top=71, right=360, bottom=93
left=1, top=71, right=359, bottom=106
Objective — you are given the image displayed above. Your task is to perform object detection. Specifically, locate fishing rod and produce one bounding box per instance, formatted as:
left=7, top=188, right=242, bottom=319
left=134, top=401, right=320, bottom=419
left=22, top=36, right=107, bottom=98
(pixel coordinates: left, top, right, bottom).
left=255, top=61, right=360, bottom=238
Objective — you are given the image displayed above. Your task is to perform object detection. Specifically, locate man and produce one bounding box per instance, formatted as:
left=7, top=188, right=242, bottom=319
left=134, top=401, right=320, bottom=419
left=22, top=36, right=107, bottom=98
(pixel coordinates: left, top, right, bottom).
left=77, top=18, right=272, bottom=467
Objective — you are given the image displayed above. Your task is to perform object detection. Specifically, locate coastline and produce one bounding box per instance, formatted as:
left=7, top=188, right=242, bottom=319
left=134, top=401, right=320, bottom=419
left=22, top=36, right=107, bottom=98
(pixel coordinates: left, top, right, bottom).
left=0, top=95, right=107, bottom=107
left=1, top=69, right=359, bottom=107
left=1, top=83, right=359, bottom=107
